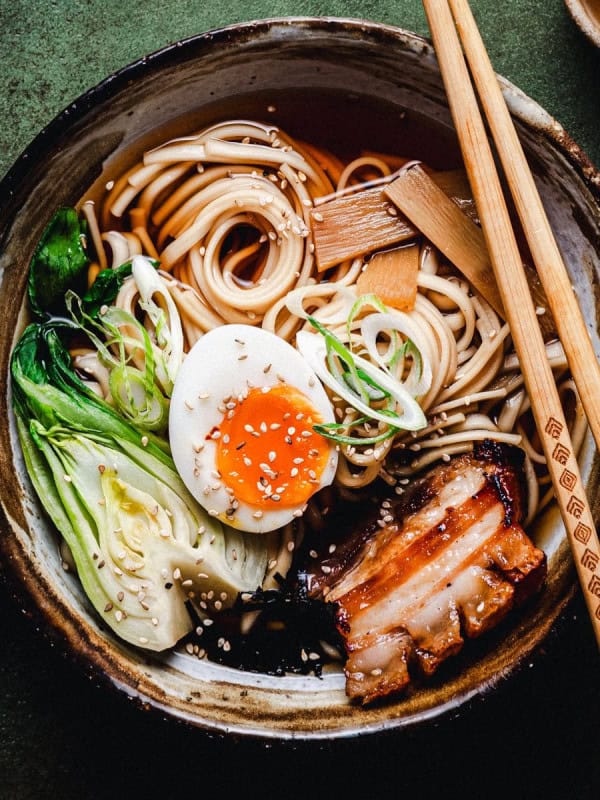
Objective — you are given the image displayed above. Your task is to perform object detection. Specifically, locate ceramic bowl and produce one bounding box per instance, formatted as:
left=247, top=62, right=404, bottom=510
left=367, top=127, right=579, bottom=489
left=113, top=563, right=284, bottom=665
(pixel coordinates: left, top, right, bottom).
left=1, top=17, right=599, bottom=742
left=565, top=0, right=600, bottom=48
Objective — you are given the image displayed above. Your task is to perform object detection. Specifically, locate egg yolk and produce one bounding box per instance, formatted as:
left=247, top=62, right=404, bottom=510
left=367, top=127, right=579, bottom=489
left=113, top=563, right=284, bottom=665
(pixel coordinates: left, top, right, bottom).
left=215, top=385, right=332, bottom=509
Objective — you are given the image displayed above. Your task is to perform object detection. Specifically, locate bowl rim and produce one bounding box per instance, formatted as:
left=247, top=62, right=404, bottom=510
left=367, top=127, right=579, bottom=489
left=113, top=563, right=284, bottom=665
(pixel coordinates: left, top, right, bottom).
left=0, top=15, right=598, bottom=742
left=564, top=0, right=600, bottom=49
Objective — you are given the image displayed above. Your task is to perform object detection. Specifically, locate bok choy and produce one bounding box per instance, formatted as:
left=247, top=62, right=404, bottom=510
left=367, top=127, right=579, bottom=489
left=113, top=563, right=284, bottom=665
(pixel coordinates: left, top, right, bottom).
left=12, top=322, right=269, bottom=651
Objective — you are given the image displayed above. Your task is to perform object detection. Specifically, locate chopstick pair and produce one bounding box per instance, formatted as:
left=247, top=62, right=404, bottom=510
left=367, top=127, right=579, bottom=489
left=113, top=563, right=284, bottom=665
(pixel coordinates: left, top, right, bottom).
left=422, top=0, right=600, bottom=646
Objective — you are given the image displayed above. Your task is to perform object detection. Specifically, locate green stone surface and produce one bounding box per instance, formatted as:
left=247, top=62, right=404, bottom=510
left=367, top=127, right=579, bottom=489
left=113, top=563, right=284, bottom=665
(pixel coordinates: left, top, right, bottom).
left=1, top=2, right=600, bottom=798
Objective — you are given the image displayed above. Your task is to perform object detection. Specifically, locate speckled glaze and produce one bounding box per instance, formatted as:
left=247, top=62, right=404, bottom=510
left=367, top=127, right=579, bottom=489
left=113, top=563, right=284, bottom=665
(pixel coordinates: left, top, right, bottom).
left=1, top=18, right=599, bottom=741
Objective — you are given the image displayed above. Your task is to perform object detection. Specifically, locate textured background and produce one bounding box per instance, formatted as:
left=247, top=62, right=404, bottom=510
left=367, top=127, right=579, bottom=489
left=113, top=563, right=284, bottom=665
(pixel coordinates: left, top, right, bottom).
left=1, top=1, right=600, bottom=798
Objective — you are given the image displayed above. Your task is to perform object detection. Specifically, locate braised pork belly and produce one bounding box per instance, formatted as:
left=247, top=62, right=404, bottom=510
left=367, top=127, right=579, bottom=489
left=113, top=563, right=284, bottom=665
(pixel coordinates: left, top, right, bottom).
left=305, top=441, right=546, bottom=705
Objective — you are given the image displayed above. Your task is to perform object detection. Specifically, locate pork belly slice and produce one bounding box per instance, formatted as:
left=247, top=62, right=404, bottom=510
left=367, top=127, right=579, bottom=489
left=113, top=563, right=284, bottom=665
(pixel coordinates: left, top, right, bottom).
left=307, top=441, right=547, bottom=705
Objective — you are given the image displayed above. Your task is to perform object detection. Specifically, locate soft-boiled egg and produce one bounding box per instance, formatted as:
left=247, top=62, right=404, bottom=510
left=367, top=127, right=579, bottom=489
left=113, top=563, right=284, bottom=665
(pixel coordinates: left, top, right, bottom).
left=169, top=324, right=338, bottom=533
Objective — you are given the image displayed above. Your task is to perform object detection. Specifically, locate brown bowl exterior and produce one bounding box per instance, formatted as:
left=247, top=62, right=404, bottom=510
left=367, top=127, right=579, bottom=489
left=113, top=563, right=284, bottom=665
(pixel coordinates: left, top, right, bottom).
left=1, top=17, right=599, bottom=741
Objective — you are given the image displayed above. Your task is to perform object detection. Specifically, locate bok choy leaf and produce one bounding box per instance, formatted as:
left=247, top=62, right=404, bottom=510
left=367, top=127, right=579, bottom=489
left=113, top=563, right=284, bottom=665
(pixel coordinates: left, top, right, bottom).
left=28, top=208, right=89, bottom=318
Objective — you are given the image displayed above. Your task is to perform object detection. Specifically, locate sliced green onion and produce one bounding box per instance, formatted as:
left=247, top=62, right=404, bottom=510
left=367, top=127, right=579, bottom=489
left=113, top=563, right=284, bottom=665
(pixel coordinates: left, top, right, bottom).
left=109, top=364, right=169, bottom=433
left=313, top=422, right=398, bottom=446
left=346, top=293, right=387, bottom=347
left=298, top=324, right=426, bottom=431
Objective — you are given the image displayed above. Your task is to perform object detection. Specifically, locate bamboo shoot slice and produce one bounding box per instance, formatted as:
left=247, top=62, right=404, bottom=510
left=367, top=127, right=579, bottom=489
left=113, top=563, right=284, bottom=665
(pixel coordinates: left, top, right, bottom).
left=311, top=186, right=417, bottom=271
left=310, top=167, right=475, bottom=272
left=356, top=245, right=420, bottom=311
left=384, top=165, right=504, bottom=317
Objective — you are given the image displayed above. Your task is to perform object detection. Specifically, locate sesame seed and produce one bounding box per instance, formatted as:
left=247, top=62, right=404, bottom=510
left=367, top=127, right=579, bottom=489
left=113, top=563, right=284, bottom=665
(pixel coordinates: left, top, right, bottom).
left=208, top=509, right=219, bottom=517
left=182, top=579, right=193, bottom=588
left=104, top=602, right=113, bottom=613
left=152, top=617, right=159, bottom=626
left=141, top=436, right=149, bottom=447
left=63, top=474, right=72, bottom=483
left=253, top=510, right=263, bottom=519
left=184, top=400, right=194, bottom=410
left=173, top=568, right=182, bottom=580
left=115, top=610, right=123, bottom=622
left=313, top=211, right=324, bottom=222
left=186, top=643, right=194, bottom=655
left=268, top=451, right=277, bottom=462
left=244, top=424, right=254, bottom=433
left=270, top=423, right=281, bottom=430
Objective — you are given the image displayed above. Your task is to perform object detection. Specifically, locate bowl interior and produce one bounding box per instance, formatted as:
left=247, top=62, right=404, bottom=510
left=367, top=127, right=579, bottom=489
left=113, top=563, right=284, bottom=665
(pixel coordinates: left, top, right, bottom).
left=1, top=18, right=599, bottom=740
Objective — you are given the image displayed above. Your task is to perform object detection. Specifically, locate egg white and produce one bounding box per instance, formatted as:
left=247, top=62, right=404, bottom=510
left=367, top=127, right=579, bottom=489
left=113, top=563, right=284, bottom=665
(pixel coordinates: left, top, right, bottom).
left=169, top=324, right=338, bottom=533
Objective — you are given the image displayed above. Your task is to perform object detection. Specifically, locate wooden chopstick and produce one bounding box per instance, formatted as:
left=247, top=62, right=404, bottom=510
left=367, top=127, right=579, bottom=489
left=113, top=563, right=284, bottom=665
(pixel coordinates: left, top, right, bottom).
left=422, top=0, right=600, bottom=646
left=449, top=0, right=600, bottom=456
